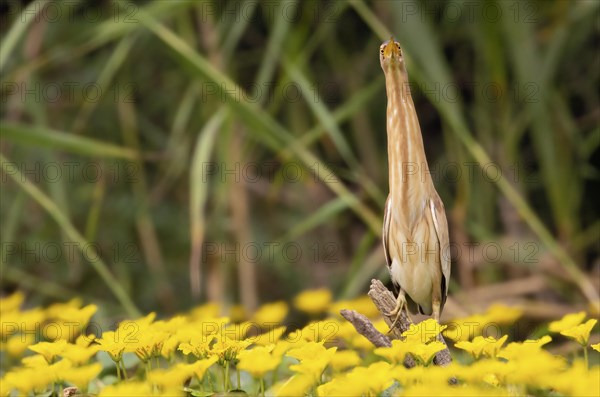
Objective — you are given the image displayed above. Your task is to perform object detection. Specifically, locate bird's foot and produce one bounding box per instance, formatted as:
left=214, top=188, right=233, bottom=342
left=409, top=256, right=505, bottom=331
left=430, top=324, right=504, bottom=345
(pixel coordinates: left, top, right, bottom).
left=385, top=293, right=411, bottom=332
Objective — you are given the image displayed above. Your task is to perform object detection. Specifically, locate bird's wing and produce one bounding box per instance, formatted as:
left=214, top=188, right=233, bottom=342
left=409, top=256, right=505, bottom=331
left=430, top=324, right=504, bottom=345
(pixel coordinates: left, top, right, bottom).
left=382, top=194, right=392, bottom=268
left=382, top=194, right=400, bottom=293
left=429, top=194, right=451, bottom=306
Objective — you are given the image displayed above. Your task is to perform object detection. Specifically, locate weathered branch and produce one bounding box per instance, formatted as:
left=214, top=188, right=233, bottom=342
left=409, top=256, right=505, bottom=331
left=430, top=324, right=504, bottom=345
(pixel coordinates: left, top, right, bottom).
left=340, top=279, right=452, bottom=368
left=340, top=309, right=391, bottom=347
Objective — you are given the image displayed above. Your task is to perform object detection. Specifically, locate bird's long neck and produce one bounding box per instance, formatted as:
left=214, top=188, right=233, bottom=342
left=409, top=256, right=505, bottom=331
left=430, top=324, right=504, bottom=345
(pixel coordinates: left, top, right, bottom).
left=384, top=66, right=432, bottom=228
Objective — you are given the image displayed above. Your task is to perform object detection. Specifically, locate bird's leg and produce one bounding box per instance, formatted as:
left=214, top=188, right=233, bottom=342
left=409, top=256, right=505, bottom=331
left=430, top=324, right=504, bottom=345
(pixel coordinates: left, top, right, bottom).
left=432, top=299, right=441, bottom=324
left=385, top=289, right=411, bottom=331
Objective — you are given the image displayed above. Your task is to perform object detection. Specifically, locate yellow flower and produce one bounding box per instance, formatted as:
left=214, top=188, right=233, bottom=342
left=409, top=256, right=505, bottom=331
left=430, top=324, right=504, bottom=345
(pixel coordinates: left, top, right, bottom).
left=299, top=320, right=341, bottom=342
left=63, top=362, right=102, bottom=390
left=549, top=360, right=600, bottom=396
left=548, top=311, right=587, bottom=333
left=98, top=381, right=153, bottom=396
left=403, top=383, right=509, bottom=396
left=210, top=334, right=251, bottom=363
left=317, top=375, right=362, bottom=396
left=402, top=319, right=447, bottom=344
left=374, top=339, right=413, bottom=365
left=443, top=305, right=521, bottom=342
left=319, top=362, right=394, bottom=396
left=329, top=295, right=380, bottom=319
left=288, top=341, right=337, bottom=379
left=503, top=350, right=565, bottom=387
left=252, top=301, right=289, bottom=325
left=1, top=308, right=45, bottom=339
left=21, top=354, right=49, bottom=368
left=591, top=343, right=600, bottom=352
left=178, top=333, right=212, bottom=358
left=147, top=363, right=195, bottom=389
left=3, top=366, right=53, bottom=395
left=28, top=340, right=67, bottom=363
left=96, top=331, right=128, bottom=362
left=497, top=335, right=552, bottom=361
left=189, top=356, right=218, bottom=378
left=248, top=325, right=287, bottom=346
left=484, top=304, right=523, bottom=324
left=46, top=358, right=73, bottom=382
left=560, top=319, right=597, bottom=346
left=161, top=334, right=181, bottom=358
left=408, top=341, right=446, bottom=365
left=441, top=360, right=507, bottom=385
left=129, top=327, right=168, bottom=362
left=237, top=345, right=281, bottom=377
left=189, top=302, right=221, bottom=320
left=271, top=338, right=304, bottom=358
left=0, top=291, right=25, bottom=313
left=351, top=361, right=395, bottom=394
left=273, top=374, right=314, bottom=397
left=54, top=304, right=98, bottom=338
left=330, top=349, right=362, bottom=371
left=287, top=341, right=329, bottom=361
left=455, top=335, right=508, bottom=359
left=5, top=334, right=36, bottom=357
left=61, top=341, right=100, bottom=365
left=293, top=289, right=332, bottom=314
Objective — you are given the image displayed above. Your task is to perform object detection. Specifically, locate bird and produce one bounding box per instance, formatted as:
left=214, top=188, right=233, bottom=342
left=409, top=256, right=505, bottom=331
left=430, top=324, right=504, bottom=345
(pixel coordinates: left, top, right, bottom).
left=379, top=38, right=451, bottom=329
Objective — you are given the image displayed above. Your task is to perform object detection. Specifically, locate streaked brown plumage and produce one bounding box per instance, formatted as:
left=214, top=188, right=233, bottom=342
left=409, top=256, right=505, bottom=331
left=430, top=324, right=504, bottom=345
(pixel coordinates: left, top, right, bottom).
left=380, top=39, right=450, bottom=327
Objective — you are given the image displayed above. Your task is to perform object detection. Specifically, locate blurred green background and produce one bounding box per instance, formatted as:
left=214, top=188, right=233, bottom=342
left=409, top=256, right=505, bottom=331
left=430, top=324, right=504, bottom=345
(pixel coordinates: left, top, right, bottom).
left=1, top=0, right=598, bottom=321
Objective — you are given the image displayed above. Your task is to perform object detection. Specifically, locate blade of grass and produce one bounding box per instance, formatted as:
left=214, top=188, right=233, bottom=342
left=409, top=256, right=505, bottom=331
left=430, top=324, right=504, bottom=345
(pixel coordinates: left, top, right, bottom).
left=72, top=34, right=137, bottom=134
left=189, top=109, right=228, bottom=298
left=117, top=97, right=174, bottom=309
left=283, top=59, right=359, bottom=169
left=0, top=153, right=141, bottom=317
left=278, top=197, right=349, bottom=243
left=128, top=2, right=382, bottom=235
left=1, top=123, right=138, bottom=159
left=0, top=0, right=50, bottom=70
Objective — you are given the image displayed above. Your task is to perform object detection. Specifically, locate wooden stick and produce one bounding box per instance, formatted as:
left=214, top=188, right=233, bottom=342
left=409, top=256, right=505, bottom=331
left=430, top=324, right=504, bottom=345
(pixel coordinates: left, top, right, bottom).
left=341, top=279, right=452, bottom=367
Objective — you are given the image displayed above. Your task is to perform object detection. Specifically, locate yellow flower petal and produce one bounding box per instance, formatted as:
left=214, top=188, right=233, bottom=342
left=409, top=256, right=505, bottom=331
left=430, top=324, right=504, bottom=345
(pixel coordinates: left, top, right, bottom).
left=63, top=363, right=102, bottom=390
left=238, top=345, right=282, bottom=377
left=252, top=301, right=289, bottom=325
left=549, top=311, right=587, bottom=333
left=560, top=319, right=597, bottom=346
left=330, top=349, right=362, bottom=371
left=455, top=335, right=508, bottom=359
left=374, top=339, right=413, bottom=365
left=294, top=289, right=332, bottom=314
left=273, top=374, right=314, bottom=397
left=402, top=319, right=447, bottom=344
left=408, top=341, right=446, bottom=365
left=28, top=340, right=67, bottom=363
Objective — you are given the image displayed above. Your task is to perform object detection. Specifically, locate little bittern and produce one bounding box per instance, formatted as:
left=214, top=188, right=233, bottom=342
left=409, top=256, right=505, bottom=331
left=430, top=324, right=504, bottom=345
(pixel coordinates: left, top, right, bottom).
left=379, top=39, right=451, bottom=328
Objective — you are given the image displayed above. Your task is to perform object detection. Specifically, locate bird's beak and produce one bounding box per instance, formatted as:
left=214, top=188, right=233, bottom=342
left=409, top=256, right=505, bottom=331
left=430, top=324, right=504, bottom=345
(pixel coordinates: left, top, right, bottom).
left=383, top=39, right=400, bottom=59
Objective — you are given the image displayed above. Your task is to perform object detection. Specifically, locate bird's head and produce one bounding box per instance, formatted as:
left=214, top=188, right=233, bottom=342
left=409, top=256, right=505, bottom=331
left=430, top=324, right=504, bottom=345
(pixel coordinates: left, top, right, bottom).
left=379, top=38, right=405, bottom=72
